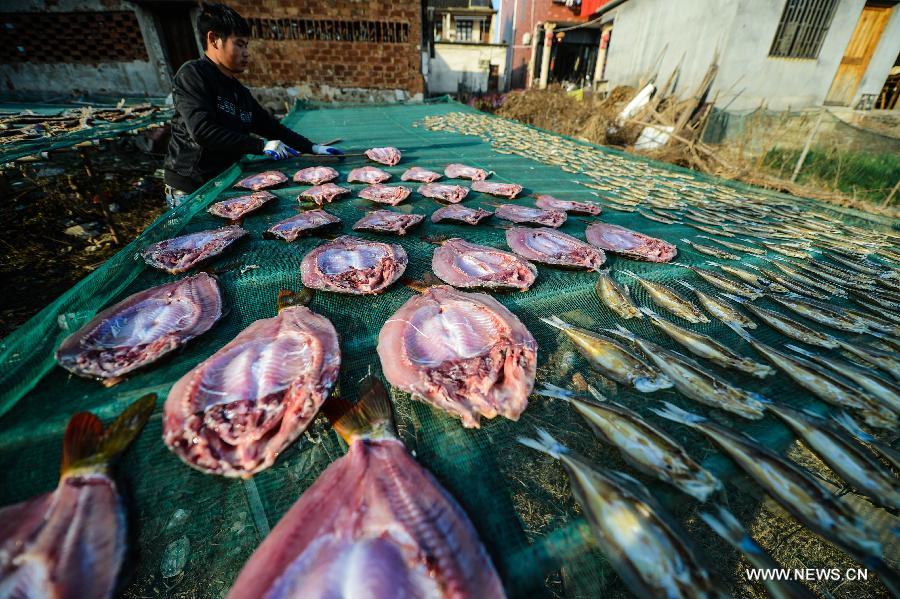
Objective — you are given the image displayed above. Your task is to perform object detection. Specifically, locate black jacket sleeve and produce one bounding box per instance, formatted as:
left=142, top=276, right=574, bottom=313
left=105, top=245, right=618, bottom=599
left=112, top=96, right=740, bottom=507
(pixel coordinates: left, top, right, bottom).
left=250, top=100, right=315, bottom=154
left=173, top=65, right=264, bottom=155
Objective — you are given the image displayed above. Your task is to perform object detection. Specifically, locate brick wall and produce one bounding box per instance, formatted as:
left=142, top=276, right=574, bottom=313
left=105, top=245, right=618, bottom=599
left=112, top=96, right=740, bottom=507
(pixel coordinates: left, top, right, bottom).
left=228, top=1, right=424, bottom=97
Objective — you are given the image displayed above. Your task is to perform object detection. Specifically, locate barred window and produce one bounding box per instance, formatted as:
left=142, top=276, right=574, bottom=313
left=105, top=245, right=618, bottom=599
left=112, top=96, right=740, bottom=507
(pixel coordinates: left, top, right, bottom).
left=246, top=18, right=410, bottom=44
left=769, top=0, right=839, bottom=59
left=456, top=19, right=473, bottom=42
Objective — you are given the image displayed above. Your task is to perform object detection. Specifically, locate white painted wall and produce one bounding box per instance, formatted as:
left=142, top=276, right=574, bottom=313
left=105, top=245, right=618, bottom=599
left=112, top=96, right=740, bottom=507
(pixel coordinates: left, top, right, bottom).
left=0, top=0, right=171, bottom=98
left=429, top=42, right=508, bottom=95
left=603, top=0, right=900, bottom=111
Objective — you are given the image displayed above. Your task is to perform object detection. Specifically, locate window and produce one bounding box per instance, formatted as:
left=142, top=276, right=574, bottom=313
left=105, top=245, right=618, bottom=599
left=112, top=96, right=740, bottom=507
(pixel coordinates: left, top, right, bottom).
left=769, top=0, right=839, bottom=59
left=456, top=19, right=473, bottom=42
left=435, top=20, right=443, bottom=42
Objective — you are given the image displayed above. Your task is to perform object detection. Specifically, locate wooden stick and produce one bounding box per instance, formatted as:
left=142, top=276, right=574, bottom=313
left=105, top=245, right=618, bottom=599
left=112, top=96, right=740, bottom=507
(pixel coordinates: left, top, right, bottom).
left=790, top=111, right=824, bottom=183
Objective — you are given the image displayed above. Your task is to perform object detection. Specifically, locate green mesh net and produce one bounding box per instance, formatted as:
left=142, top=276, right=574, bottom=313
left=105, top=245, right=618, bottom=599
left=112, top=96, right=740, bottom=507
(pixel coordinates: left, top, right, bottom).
left=0, top=98, right=897, bottom=597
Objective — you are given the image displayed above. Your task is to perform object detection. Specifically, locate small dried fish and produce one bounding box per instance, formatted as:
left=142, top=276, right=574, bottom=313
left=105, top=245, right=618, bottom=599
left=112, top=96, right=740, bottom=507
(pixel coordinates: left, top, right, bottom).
left=745, top=265, right=830, bottom=300
left=768, top=405, right=900, bottom=511
left=638, top=209, right=679, bottom=224
left=654, top=402, right=891, bottom=587
left=696, top=235, right=766, bottom=256
left=595, top=270, right=642, bottom=319
left=622, top=270, right=709, bottom=323
left=758, top=241, right=811, bottom=260
left=674, top=263, right=763, bottom=299
left=833, top=412, right=900, bottom=472
left=685, top=223, right=735, bottom=237
left=681, top=238, right=740, bottom=260
left=542, top=316, right=671, bottom=391
left=764, top=258, right=845, bottom=297
left=768, top=294, right=867, bottom=333
left=707, top=262, right=788, bottom=293
left=538, top=384, right=720, bottom=501
left=835, top=339, right=900, bottom=381
left=519, top=429, right=727, bottom=599
left=730, top=328, right=896, bottom=430
left=675, top=281, right=755, bottom=329
left=721, top=294, right=837, bottom=348
left=701, top=506, right=817, bottom=599
left=607, top=326, right=768, bottom=419
left=639, top=308, right=772, bottom=378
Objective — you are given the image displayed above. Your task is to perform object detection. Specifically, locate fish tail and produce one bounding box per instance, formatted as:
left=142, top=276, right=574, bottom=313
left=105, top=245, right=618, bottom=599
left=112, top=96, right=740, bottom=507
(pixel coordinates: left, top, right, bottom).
left=586, top=385, right=609, bottom=403
left=540, top=315, right=572, bottom=332
left=518, top=428, right=569, bottom=460
left=536, top=383, right=577, bottom=402
left=650, top=401, right=706, bottom=428
left=832, top=412, right=875, bottom=442
left=62, top=393, right=156, bottom=475
left=785, top=344, right=815, bottom=358
left=327, top=374, right=395, bottom=443
left=700, top=506, right=756, bottom=552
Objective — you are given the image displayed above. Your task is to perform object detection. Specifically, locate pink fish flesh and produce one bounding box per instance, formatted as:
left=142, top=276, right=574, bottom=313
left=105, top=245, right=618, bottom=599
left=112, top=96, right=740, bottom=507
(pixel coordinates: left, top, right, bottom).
left=301, top=235, right=407, bottom=294
left=401, top=166, right=442, bottom=183
left=226, top=380, right=505, bottom=599
left=358, top=184, right=412, bottom=206
left=55, top=273, right=222, bottom=382
left=162, top=305, right=340, bottom=477
left=535, top=194, right=601, bottom=216
left=418, top=183, right=469, bottom=204
left=142, top=225, right=247, bottom=274
left=495, top=204, right=566, bottom=228
left=0, top=397, right=153, bottom=599
left=235, top=170, right=288, bottom=190
left=365, top=146, right=402, bottom=166
left=378, top=285, right=537, bottom=427
left=585, top=222, right=677, bottom=262
left=265, top=210, right=341, bottom=242
left=472, top=180, right=523, bottom=199
left=208, top=191, right=276, bottom=219
left=292, top=166, right=338, bottom=185
left=353, top=210, right=424, bottom=235
left=506, top=227, right=605, bottom=270
left=431, top=204, right=493, bottom=225
left=433, top=238, right=537, bottom=290
left=299, top=183, right=351, bottom=206
left=444, top=163, right=489, bottom=181
left=348, top=166, right=391, bottom=184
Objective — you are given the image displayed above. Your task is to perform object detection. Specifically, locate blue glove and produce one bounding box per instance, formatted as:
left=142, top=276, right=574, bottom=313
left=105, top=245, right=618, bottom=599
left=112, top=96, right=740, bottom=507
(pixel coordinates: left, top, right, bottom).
left=263, top=139, right=299, bottom=160
left=312, top=144, right=344, bottom=156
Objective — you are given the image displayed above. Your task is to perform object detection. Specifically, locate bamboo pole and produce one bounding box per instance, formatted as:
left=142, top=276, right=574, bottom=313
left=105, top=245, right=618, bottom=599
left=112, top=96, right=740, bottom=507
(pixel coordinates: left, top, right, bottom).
left=790, top=110, right=824, bottom=183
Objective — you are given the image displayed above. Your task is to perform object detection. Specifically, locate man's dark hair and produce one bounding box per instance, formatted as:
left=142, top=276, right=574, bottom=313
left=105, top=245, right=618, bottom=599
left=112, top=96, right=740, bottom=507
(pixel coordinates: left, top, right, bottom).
left=197, top=3, right=250, bottom=49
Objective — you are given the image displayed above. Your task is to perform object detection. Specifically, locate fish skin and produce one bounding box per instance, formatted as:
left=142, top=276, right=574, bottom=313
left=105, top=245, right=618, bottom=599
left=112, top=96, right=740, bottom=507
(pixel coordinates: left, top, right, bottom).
left=0, top=395, right=154, bottom=599
left=700, top=506, right=817, bottom=599
left=142, top=225, right=247, bottom=274
left=539, top=384, right=720, bottom=501
left=347, top=166, right=391, bottom=184
left=639, top=307, right=772, bottom=378
left=227, top=377, right=505, bottom=599
left=595, top=270, right=642, bottom=319
left=430, top=204, right=493, bottom=225
left=676, top=281, right=756, bottom=329
left=495, top=204, right=567, bottom=228
left=519, top=429, right=727, bottom=599
left=432, top=238, right=537, bottom=290
left=606, top=326, right=768, bottom=419
left=721, top=294, right=838, bottom=349
left=364, top=146, right=401, bottom=166
left=541, top=317, right=671, bottom=392
left=418, top=183, right=470, bottom=204
left=623, top=270, right=709, bottom=323
left=378, top=285, right=536, bottom=428
left=55, top=273, right=223, bottom=382
left=208, top=191, right=276, bottom=219
left=767, top=405, right=900, bottom=511
left=292, top=166, right=338, bottom=185
left=401, top=166, right=441, bottom=183
left=352, top=210, right=425, bottom=236
left=730, top=329, right=897, bottom=430
left=586, top=224, right=676, bottom=262
left=265, top=210, right=341, bottom=242
left=163, top=304, right=341, bottom=477
left=234, top=170, right=287, bottom=190
left=299, top=183, right=352, bottom=206
left=505, top=227, right=605, bottom=270
left=472, top=180, right=523, bottom=199
left=301, top=236, right=408, bottom=295
left=654, top=403, right=891, bottom=584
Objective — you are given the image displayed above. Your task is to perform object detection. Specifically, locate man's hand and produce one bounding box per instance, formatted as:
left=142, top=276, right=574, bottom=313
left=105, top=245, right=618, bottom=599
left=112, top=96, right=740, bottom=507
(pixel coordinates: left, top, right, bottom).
left=263, top=139, right=299, bottom=160
left=312, top=144, right=344, bottom=156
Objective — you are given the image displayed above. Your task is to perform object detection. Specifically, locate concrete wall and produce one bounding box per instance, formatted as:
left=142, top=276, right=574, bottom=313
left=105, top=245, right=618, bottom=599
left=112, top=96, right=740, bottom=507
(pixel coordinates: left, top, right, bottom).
left=0, top=0, right=172, bottom=98
left=429, top=42, right=508, bottom=95
left=603, top=0, right=900, bottom=111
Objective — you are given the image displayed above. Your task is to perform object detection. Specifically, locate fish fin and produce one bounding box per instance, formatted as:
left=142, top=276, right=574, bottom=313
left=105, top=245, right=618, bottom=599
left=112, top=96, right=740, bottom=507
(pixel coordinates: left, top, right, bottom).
left=540, top=315, right=572, bottom=331
left=586, top=385, right=609, bottom=403
left=785, top=344, right=815, bottom=358
left=62, top=394, right=155, bottom=475
left=518, top=428, right=568, bottom=459
left=720, top=293, right=746, bottom=304
left=650, top=402, right=706, bottom=427
left=832, top=412, right=874, bottom=442
left=536, top=383, right=577, bottom=402
left=327, top=374, right=395, bottom=443
left=277, top=288, right=314, bottom=312
left=401, top=277, right=430, bottom=293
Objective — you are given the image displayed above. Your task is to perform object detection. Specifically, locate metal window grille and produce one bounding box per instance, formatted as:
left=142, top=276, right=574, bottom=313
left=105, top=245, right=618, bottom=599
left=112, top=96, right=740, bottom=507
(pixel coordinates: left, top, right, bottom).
left=247, top=18, right=410, bottom=44
left=456, top=19, right=473, bottom=41
left=769, top=0, right=839, bottom=59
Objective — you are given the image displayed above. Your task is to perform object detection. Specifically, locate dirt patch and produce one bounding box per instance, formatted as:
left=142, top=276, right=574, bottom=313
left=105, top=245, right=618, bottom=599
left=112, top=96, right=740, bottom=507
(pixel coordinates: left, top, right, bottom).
left=0, top=137, right=165, bottom=338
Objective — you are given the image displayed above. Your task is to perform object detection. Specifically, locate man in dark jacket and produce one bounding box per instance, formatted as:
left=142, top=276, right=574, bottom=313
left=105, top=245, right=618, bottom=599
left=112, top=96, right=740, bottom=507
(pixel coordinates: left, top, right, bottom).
left=163, top=3, right=341, bottom=207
